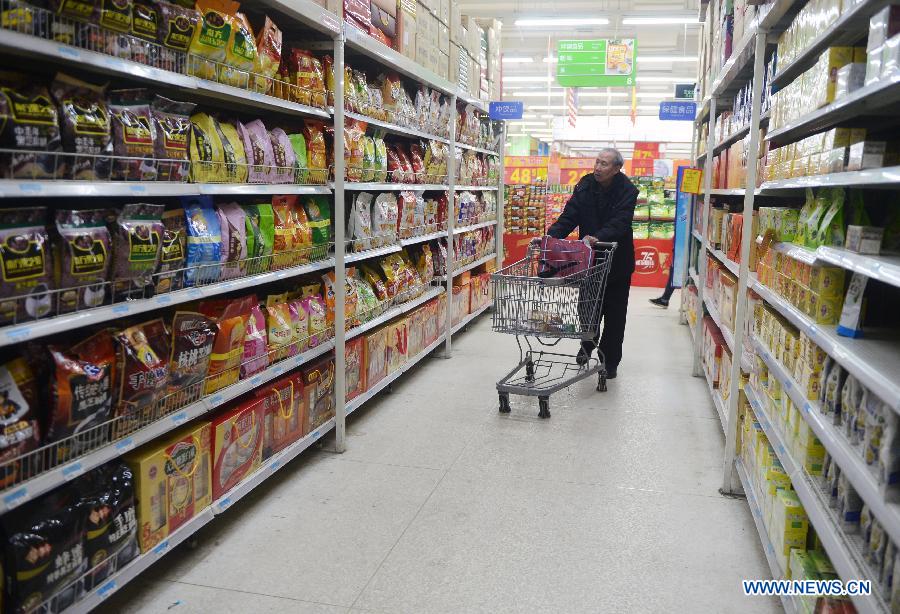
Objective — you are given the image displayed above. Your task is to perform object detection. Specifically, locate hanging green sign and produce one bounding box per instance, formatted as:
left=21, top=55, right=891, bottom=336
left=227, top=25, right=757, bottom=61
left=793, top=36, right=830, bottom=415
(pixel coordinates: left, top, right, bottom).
left=556, top=39, right=637, bottom=87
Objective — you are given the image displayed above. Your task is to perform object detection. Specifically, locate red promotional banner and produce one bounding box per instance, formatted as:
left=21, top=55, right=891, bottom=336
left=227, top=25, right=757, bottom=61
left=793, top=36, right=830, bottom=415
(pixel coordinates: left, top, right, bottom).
left=633, top=142, right=660, bottom=159
left=504, top=156, right=549, bottom=184
left=559, top=157, right=595, bottom=186
left=631, top=239, right=673, bottom=288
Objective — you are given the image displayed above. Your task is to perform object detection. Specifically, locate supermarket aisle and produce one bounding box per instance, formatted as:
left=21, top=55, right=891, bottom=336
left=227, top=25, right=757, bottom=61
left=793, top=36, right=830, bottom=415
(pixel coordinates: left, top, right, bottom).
left=109, top=287, right=779, bottom=614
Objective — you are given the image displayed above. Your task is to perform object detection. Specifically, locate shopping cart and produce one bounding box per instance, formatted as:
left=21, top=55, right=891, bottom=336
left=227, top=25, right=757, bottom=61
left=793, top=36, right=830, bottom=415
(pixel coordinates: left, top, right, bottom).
left=490, top=239, right=617, bottom=418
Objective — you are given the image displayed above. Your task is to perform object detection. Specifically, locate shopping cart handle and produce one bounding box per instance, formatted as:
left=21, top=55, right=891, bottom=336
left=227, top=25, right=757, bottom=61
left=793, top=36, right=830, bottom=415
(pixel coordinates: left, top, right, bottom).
left=589, top=241, right=617, bottom=250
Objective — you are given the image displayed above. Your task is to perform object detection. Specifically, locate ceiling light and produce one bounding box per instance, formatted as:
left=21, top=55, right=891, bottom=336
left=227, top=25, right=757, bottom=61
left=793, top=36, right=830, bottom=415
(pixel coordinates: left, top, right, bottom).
left=638, top=56, right=697, bottom=62
left=623, top=16, right=699, bottom=25
left=515, top=17, right=609, bottom=27
left=539, top=114, right=555, bottom=119
left=543, top=57, right=557, bottom=63
left=512, top=121, right=551, bottom=125
left=503, top=76, right=553, bottom=83
left=635, top=76, right=687, bottom=83
left=511, top=91, right=565, bottom=98
left=503, top=56, right=534, bottom=63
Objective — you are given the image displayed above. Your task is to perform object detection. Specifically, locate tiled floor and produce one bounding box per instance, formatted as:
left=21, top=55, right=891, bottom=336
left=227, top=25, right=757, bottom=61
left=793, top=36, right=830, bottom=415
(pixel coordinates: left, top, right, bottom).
left=108, top=287, right=780, bottom=613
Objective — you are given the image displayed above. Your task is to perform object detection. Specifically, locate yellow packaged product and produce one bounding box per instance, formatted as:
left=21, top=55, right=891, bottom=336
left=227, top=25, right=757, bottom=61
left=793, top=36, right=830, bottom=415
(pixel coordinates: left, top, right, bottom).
left=189, top=0, right=239, bottom=81
left=221, top=12, right=257, bottom=88
left=808, top=265, right=845, bottom=298
left=189, top=112, right=226, bottom=183
left=808, top=293, right=842, bottom=325
left=126, top=421, right=212, bottom=553
left=214, top=120, right=249, bottom=183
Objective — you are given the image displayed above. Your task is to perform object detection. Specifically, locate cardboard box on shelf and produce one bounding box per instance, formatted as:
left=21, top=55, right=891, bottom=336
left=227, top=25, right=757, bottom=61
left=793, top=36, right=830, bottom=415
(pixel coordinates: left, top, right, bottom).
left=303, top=356, right=336, bottom=430
left=450, top=4, right=463, bottom=44
left=256, top=373, right=307, bottom=459
left=438, top=52, right=450, bottom=79
left=438, top=22, right=450, bottom=56
left=126, top=422, right=213, bottom=553
left=345, top=336, right=366, bottom=401
left=211, top=398, right=265, bottom=501
left=395, top=3, right=417, bottom=61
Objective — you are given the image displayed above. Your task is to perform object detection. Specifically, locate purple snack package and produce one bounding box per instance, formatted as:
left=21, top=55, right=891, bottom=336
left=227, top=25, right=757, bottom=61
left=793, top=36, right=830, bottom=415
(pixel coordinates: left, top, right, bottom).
left=269, top=127, right=296, bottom=184
left=238, top=119, right=276, bottom=184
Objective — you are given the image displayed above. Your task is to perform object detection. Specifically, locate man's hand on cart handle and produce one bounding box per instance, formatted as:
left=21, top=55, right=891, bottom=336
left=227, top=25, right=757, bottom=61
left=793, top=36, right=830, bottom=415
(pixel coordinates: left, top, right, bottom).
left=529, top=235, right=542, bottom=246
left=582, top=235, right=600, bottom=248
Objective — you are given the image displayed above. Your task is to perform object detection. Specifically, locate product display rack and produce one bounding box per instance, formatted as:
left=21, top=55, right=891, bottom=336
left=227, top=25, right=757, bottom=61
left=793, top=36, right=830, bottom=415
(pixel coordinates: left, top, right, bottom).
left=0, top=2, right=504, bottom=610
left=734, top=457, right=801, bottom=614
left=687, top=0, right=900, bottom=604
left=745, top=385, right=887, bottom=614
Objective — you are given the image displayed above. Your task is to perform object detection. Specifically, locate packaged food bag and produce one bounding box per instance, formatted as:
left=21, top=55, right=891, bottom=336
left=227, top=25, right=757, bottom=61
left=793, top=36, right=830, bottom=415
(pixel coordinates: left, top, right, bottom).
left=52, top=74, right=111, bottom=181
left=47, top=331, right=116, bottom=459
left=216, top=202, right=246, bottom=279
left=189, top=0, right=237, bottom=81
left=243, top=202, right=274, bottom=274
left=112, top=203, right=164, bottom=300
left=221, top=11, right=257, bottom=88
left=167, top=310, right=216, bottom=400
left=252, top=16, right=282, bottom=94
left=151, top=95, right=196, bottom=182
left=183, top=196, right=222, bottom=286
left=156, top=208, right=187, bottom=294
left=242, top=302, right=270, bottom=377
left=303, top=196, right=331, bottom=252
left=269, top=127, right=296, bottom=184
left=215, top=119, right=249, bottom=183
left=198, top=295, right=255, bottom=393
left=189, top=112, right=227, bottom=183
left=0, top=76, right=60, bottom=179
left=109, top=88, right=156, bottom=181
left=113, top=319, right=170, bottom=435
left=238, top=119, right=276, bottom=183
left=54, top=209, right=110, bottom=313
left=349, top=192, right=375, bottom=252
left=156, top=1, right=199, bottom=53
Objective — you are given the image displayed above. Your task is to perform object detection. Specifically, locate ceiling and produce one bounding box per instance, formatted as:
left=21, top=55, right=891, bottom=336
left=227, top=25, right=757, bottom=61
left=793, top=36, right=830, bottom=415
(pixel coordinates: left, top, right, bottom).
left=457, top=0, right=702, bottom=152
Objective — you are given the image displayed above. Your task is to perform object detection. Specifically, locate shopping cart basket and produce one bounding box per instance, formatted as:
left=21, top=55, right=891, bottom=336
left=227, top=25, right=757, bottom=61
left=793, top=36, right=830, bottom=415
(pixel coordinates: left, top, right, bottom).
left=490, top=239, right=617, bottom=418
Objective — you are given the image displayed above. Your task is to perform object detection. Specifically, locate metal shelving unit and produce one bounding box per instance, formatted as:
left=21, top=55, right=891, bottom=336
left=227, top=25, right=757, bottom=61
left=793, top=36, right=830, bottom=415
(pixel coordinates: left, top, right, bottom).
left=745, top=385, right=887, bottom=614
left=454, top=219, right=498, bottom=234
left=0, top=4, right=503, bottom=611
left=688, top=0, right=900, bottom=591
left=435, top=253, right=498, bottom=282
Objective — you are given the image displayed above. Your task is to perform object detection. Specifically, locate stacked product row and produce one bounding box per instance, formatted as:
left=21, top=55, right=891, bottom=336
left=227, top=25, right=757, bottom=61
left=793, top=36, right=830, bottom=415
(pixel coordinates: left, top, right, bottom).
left=632, top=178, right=676, bottom=241
left=738, top=397, right=860, bottom=613
left=504, top=183, right=547, bottom=236
left=0, top=73, right=328, bottom=184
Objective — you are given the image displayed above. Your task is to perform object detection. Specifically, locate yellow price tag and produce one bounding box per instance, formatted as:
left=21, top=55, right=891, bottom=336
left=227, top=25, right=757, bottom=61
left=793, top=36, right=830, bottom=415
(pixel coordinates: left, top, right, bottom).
left=681, top=168, right=703, bottom=194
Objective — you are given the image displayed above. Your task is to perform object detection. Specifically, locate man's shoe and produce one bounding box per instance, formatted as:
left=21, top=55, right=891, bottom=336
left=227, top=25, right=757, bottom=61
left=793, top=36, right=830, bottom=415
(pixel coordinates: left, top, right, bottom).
left=576, top=342, right=595, bottom=366
left=649, top=297, right=669, bottom=308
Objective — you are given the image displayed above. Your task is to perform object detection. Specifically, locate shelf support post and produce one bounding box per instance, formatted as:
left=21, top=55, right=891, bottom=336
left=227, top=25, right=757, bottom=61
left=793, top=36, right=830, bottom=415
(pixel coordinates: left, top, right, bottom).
left=721, top=29, right=767, bottom=495
left=333, top=28, right=347, bottom=453
left=693, top=95, right=717, bottom=377
left=496, top=122, right=506, bottom=272
left=443, top=94, right=459, bottom=357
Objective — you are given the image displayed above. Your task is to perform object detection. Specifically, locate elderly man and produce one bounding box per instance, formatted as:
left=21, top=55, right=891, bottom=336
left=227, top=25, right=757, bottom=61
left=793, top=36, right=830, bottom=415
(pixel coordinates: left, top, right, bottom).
left=543, top=148, right=638, bottom=378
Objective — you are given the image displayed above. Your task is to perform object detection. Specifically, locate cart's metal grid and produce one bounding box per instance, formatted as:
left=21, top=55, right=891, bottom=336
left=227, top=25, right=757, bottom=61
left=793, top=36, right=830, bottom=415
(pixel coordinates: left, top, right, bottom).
left=490, top=242, right=616, bottom=418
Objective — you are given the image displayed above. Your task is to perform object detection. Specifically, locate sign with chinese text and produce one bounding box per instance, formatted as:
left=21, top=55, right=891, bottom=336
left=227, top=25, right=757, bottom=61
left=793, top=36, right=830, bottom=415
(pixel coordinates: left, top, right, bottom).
left=504, top=156, right=548, bottom=184
left=489, top=101, right=524, bottom=120
left=559, top=157, right=595, bottom=185
left=674, top=83, right=696, bottom=100
left=659, top=101, right=697, bottom=121
left=633, top=142, right=660, bottom=159
left=556, top=39, right=637, bottom=87
left=680, top=168, right=703, bottom=194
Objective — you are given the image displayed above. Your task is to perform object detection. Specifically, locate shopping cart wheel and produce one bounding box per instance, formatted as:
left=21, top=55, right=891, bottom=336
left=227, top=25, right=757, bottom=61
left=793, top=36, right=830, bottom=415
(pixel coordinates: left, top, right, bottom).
left=498, top=392, right=511, bottom=413
left=597, top=373, right=607, bottom=392
left=525, top=359, right=535, bottom=383
left=538, top=396, right=550, bottom=419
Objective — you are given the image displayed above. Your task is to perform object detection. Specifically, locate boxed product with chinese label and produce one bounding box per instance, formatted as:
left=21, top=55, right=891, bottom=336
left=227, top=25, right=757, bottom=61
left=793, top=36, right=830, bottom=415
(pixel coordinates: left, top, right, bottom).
left=771, top=489, right=809, bottom=572
left=407, top=306, right=426, bottom=358
left=365, top=328, right=388, bottom=390
left=211, top=398, right=264, bottom=501
left=126, top=421, right=212, bottom=552
left=257, top=373, right=307, bottom=459
left=304, top=356, right=335, bottom=430
left=845, top=225, right=884, bottom=254
left=345, top=336, right=366, bottom=401
left=386, top=318, right=409, bottom=374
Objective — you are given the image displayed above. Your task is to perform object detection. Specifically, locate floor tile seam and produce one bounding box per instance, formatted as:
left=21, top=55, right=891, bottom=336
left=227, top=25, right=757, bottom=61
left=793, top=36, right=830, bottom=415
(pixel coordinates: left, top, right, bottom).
left=166, top=579, right=350, bottom=608
left=326, top=455, right=446, bottom=473
left=346, top=419, right=488, bottom=609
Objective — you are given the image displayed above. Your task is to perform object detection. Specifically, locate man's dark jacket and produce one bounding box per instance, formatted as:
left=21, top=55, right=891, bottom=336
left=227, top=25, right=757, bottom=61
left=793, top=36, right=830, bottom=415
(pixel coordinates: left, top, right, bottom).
left=546, top=171, right=638, bottom=281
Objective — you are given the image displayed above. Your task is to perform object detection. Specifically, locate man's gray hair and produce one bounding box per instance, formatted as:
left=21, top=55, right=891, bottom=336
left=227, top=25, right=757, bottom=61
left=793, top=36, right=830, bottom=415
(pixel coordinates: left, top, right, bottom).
left=598, top=148, right=624, bottom=167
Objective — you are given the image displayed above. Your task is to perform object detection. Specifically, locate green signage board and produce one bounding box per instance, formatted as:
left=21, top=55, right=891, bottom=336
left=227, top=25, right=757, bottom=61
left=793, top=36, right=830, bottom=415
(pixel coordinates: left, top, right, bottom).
left=556, top=39, right=637, bottom=87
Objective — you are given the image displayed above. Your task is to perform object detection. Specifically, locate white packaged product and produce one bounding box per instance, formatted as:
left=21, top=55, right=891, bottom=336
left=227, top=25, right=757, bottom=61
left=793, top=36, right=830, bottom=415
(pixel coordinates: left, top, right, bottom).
left=880, top=399, right=900, bottom=496
left=348, top=192, right=375, bottom=252
left=372, top=193, right=398, bottom=247
left=883, top=541, right=895, bottom=599
left=837, top=473, right=863, bottom=526
left=871, top=520, right=887, bottom=570
left=864, top=392, right=886, bottom=466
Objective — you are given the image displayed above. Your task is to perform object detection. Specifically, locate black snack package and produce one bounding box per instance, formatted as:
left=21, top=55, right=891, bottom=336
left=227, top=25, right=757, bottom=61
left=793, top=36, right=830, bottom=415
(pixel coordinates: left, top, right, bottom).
left=0, top=207, right=53, bottom=324
left=109, top=88, right=157, bottom=181
left=51, top=73, right=111, bottom=181
left=0, top=73, right=61, bottom=179
left=54, top=209, right=111, bottom=313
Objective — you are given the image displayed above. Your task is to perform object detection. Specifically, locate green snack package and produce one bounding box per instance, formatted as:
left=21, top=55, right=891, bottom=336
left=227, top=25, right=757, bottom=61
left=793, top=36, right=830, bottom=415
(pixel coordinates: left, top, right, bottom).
left=288, top=133, right=308, bottom=180
left=632, top=221, right=650, bottom=240
left=816, top=188, right=846, bottom=247
left=243, top=203, right=274, bottom=274
left=373, top=138, right=387, bottom=182
left=362, top=137, right=376, bottom=182
left=805, top=188, right=833, bottom=248
left=303, top=196, right=331, bottom=250
left=794, top=188, right=815, bottom=247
